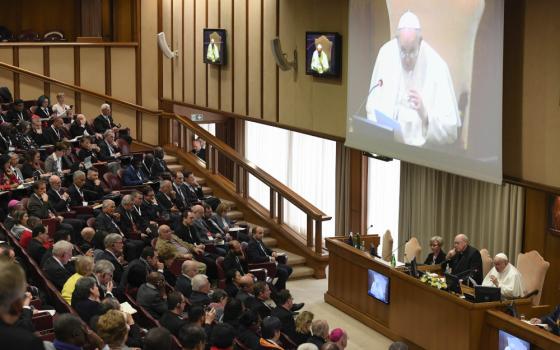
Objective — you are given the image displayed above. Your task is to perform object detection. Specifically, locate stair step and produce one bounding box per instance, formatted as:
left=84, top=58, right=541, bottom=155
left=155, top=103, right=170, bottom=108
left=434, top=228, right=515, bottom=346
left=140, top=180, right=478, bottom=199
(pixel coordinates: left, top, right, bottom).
left=235, top=221, right=270, bottom=235
left=164, top=154, right=178, bottom=163
left=226, top=210, right=244, bottom=221
left=262, top=236, right=277, bottom=247
left=168, top=164, right=183, bottom=173
left=275, top=249, right=306, bottom=266
left=289, top=266, right=315, bottom=280
left=219, top=199, right=236, bottom=209
left=202, top=186, right=213, bottom=195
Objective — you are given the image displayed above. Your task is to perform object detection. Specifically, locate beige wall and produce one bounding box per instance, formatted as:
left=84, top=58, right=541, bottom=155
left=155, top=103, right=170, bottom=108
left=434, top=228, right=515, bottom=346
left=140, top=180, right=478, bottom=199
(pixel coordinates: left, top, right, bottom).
left=159, top=0, right=348, bottom=139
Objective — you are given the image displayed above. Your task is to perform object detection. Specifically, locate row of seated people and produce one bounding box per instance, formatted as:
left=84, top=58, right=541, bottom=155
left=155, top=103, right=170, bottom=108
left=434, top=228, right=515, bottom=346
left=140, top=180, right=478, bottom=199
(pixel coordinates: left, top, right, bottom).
left=0, top=94, right=132, bottom=152
left=0, top=211, right=351, bottom=350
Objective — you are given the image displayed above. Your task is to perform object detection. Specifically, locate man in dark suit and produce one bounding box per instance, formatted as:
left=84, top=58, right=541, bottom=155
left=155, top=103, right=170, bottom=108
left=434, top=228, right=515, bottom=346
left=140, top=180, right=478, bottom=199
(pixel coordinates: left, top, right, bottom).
left=93, top=259, right=116, bottom=300
left=6, top=99, right=30, bottom=124
left=444, top=234, right=483, bottom=284
left=223, top=240, right=248, bottom=276
left=120, top=247, right=163, bottom=290
left=122, top=159, right=149, bottom=187
left=271, top=289, right=298, bottom=341
left=141, top=187, right=162, bottom=221
left=43, top=117, right=66, bottom=145
left=27, top=180, right=75, bottom=235
left=247, top=226, right=292, bottom=291
left=67, top=170, right=92, bottom=207
left=41, top=240, right=74, bottom=290
left=30, top=117, right=47, bottom=146
left=189, top=274, right=212, bottom=307
left=96, top=233, right=126, bottom=285
left=156, top=180, right=180, bottom=215
left=83, top=168, right=107, bottom=201
left=175, top=260, right=198, bottom=299
left=93, top=104, right=117, bottom=134
left=171, top=171, right=190, bottom=211
left=47, top=175, right=72, bottom=213
left=27, top=225, right=49, bottom=263
left=137, top=272, right=168, bottom=319
left=159, top=292, right=188, bottom=337
left=250, top=282, right=273, bottom=320
left=184, top=171, right=204, bottom=207
left=97, top=130, right=121, bottom=161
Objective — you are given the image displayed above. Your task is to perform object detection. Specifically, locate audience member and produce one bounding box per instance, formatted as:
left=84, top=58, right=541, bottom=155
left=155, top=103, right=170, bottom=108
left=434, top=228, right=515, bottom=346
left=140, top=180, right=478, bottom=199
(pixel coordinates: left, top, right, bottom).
left=176, top=259, right=198, bottom=298
left=62, top=255, right=94, bottom=304
left=93, top=259, right=115, bottom=299
left=0, top=259, right=44, bottom=349
left=159, top=291, right=188, bottom=336
left=209, top=323, right=236, bottom=350
left=6, top=99, right=29, bottom=124
left=143, top=327, right=173, bottom=350
left=235, top=274, right=255, bottom=304
left=35, top=95, right=53, bottom=119
left=321, top=343, right=340, bottom=350
left=30, top=117, right=46, bottom=146
left=52, top=92, right=72, bottom=118
left=307, top=320, right=329, bottom=349
left=222, top=297, right=244, bottom=330
left=178, top=324, right=207, bottom=350
left=424, top=235, right=446, bottom=265
left=96, top=310, right=129, bottom=350
left=209, top=288, right=228, bottom=321
left=44, top=117, right=67, bottom=145
left=271, top=289, right=298, bottom=341
left=151, top=147, right=171, bottom=179
left=98, top=130, right=121, bottom=161
left=27, top=224, right=49, bottom=262
left=123, top=158, right=149, bottom=186
left=45, top=143, right=68, bottom=174
left=42, top=240, right=74, bottom=290
left=0, top=153, right=21, bottom=190
left=250, top=281, right=274, bottom=320
left=97, top=233, right=127, bottom=284
left=329, top=328, right=348, bottom=350
left=10, top=209, right=30, bottom=239
left=72, top=276, right=102, bottom=324
left=295, top=311, right=315, bottom=345
left=45, top=313, right=102, bottom=350
left=247, top=226, right=292, bottom=290
left=297, top=345, right=319, bottom=350
left=70, top=114, right=98, bottom=138
left=190, top=274, right=212, bottom=307
left=137, top=271, right=168, bottom=319
left=93, top=103, right=117, bottom=134
left=120, top=246, right=163, bottom=290
left=260, top=316, right=285, bottom=349
left=224, top=269, right=242, bottom=298
left=237, top=310, right=262, bottom=349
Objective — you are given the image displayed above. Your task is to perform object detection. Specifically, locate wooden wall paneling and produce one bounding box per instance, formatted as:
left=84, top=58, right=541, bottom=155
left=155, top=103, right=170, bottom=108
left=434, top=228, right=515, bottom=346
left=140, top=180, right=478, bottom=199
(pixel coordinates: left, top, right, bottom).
left=140, top=0, right=158, bottom=110
left=18, top=48, right=44, bottom=100
left=277, top=0, right=300, bottom=129
left=0, top=48, right=14, bottom=94
left=232, top=0, right=247, bottom=115
left=113, top=0, right=135, bottom=42
left=81, top=0, right=103, bottom=37
left=262, top=0, right=278, bottom=122
left=183, top=0, right=196, bottom=104
left=219, top=0, right=233, bottom=112
left=111, top=47, right=137, bottom=138
left=247, top=0, right=262, bottom=118
left=135, top=0, right=142, bottom=140
left=172, top=0, right=183, bottom=101
left=8, top=0, right=78, bottom=41
left=141, top=0, right=159, bottom=144
left=79, top=48, right=106, bottom=118
left=206, top=0, right=220, bottom=110
left=194, top=0, right=207, bottom=106
left=162, top=0, right=173, bottom=100
left=49, top=47, right=76, bottom=106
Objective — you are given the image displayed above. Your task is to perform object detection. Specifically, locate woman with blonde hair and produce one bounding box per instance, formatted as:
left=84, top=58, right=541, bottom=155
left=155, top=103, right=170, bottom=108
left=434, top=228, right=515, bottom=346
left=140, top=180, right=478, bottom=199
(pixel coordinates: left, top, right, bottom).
left=62, top=256, right=95, bottom=304
left=97, top=310, right=131, bottom=350
left=294, top=311, right=315, bottom=345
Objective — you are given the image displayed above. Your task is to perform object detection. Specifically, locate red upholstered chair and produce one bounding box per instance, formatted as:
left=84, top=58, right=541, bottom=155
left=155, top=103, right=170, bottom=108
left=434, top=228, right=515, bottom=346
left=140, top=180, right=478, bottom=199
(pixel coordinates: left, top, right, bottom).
left=42, top=218, right=59, bottom=238
left=215, top=256, right=226, bottom=289
left=86, top=217, right=96, bottom=228
left=170, top=257, right=187, bottom=276
left=103, top=172, right=122, bottom=190
left=117, top=138, right=130, bottom=155
left=117, top=168, right=125, bottom=180
left=32, top=312, right=54, bottom=331
left=242, top=243, right=277, bottom=280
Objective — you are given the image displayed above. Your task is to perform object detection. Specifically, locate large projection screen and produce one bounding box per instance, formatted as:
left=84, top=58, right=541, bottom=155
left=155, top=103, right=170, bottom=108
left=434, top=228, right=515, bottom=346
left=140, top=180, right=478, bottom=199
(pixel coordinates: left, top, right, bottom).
left=346, top=0, right=504, bottom=184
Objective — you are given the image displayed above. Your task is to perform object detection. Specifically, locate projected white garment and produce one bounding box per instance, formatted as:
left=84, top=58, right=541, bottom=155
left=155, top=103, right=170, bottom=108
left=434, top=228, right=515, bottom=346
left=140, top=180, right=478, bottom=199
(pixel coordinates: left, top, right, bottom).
left=366, top=38, right=461, bottom=146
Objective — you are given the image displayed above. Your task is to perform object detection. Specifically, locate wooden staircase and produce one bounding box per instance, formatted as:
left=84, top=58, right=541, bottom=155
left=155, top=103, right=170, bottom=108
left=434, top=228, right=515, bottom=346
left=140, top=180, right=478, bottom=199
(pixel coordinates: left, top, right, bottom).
left=165, top=154, right=316, bottom=280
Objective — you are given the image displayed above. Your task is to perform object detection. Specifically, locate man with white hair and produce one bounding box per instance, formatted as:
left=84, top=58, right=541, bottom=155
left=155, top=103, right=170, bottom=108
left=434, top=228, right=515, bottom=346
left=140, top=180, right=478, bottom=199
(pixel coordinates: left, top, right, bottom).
left=41, top=240, right=74, bottom=290
left=482, top=253, right=525, bottom=298
left=190, top=274, right=211, bottom=307
left=310, top=43, right=330, bottom=74
left=366, top=11, right=460, bottom=146
left=444, top=233, right=483, bottom=284
left=93, top=103, right=118, bottom=134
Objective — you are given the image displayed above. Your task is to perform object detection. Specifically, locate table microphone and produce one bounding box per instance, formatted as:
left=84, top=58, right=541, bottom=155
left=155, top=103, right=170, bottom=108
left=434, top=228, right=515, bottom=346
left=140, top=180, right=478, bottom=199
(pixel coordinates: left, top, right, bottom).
left=353, top=79, right=384, bottom=116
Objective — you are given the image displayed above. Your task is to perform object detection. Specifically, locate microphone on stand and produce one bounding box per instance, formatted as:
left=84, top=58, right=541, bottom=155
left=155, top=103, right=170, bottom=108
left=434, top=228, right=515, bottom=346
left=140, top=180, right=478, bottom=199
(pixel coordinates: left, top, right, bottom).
left=353, top=79, right=384, bottom=117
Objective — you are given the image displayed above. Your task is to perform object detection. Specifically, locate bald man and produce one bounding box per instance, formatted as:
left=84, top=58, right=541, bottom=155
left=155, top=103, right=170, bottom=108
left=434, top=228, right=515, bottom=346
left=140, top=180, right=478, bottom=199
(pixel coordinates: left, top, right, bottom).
left=366, top=11, right=460, bottom=146
left=444, top=234, right=483, bottom=284
left=482, top=253, right=524, bottom=298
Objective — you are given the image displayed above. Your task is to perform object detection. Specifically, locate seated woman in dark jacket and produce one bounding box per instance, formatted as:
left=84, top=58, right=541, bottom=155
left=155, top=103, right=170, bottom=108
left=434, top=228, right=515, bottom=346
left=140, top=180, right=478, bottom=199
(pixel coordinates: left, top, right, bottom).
left=21, top=149, right=49, bottom=180
left=13, top=121, right=38, bottom=151
left=71, top=276, right=103, bottom=325
left=424, top=235, right=447, bottom=265
left=34, top=95, right=53, bottom=119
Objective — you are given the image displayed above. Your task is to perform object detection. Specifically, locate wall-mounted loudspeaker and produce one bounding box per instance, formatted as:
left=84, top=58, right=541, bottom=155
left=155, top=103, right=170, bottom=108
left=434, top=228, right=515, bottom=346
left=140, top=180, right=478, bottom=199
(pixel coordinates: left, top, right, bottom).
left=158, top=32, right=178, bottom=59
left=271, top=38, right=297, bottom=71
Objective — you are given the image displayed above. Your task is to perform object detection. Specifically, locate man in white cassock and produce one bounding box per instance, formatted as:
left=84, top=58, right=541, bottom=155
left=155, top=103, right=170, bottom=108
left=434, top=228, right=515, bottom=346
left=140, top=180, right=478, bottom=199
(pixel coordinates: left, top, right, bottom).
left=310, top=43, right=330, bottom=74
left=366, top=11, right=461, bottom=146
left=482, top=253, right=525, bottom=298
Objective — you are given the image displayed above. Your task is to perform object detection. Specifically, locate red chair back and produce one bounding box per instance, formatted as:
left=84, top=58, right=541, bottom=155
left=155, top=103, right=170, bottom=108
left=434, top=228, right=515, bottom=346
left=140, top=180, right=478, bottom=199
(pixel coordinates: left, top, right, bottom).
left=103, top=172, right=122, bottom=190
left=170, top=257, right=187, bottom=276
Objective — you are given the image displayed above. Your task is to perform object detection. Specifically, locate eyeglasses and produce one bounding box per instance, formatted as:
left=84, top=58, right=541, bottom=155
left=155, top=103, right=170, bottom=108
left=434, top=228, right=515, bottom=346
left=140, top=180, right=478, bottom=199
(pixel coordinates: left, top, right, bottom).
left=399, top=47, right=419, bottom=59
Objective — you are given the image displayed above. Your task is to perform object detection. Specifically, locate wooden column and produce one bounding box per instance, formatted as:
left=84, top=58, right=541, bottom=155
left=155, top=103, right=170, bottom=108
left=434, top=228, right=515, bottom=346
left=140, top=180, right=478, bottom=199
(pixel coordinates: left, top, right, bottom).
left=81, top=0, right=103, bottom=38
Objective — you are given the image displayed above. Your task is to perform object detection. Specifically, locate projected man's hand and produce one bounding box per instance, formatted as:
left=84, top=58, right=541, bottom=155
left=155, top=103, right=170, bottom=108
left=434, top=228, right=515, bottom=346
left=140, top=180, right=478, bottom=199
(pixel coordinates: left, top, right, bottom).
left=408, top=89, right=426, bottom=120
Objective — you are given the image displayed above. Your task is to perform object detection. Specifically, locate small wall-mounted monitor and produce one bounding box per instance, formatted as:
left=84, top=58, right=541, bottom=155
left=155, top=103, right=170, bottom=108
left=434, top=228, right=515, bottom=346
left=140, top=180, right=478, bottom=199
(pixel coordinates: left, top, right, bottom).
left=367, top=269, right=390, bottom=304
left=203, top=28, right=227, bottom=65
left=498, top=330, right=530, bottom=350
left=305, top=32, right=342, bottom=78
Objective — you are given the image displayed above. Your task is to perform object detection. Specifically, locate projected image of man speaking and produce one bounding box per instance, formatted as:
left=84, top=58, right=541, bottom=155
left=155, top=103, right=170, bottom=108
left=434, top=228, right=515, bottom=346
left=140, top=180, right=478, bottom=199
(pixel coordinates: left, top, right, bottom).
left=365, top=11, right=461, bottom=147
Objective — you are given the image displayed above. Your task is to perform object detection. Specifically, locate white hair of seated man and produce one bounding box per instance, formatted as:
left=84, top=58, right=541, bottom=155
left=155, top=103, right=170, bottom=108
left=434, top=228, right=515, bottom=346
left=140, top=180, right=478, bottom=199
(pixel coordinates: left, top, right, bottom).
left=297, top=344, right=319, bottom=350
